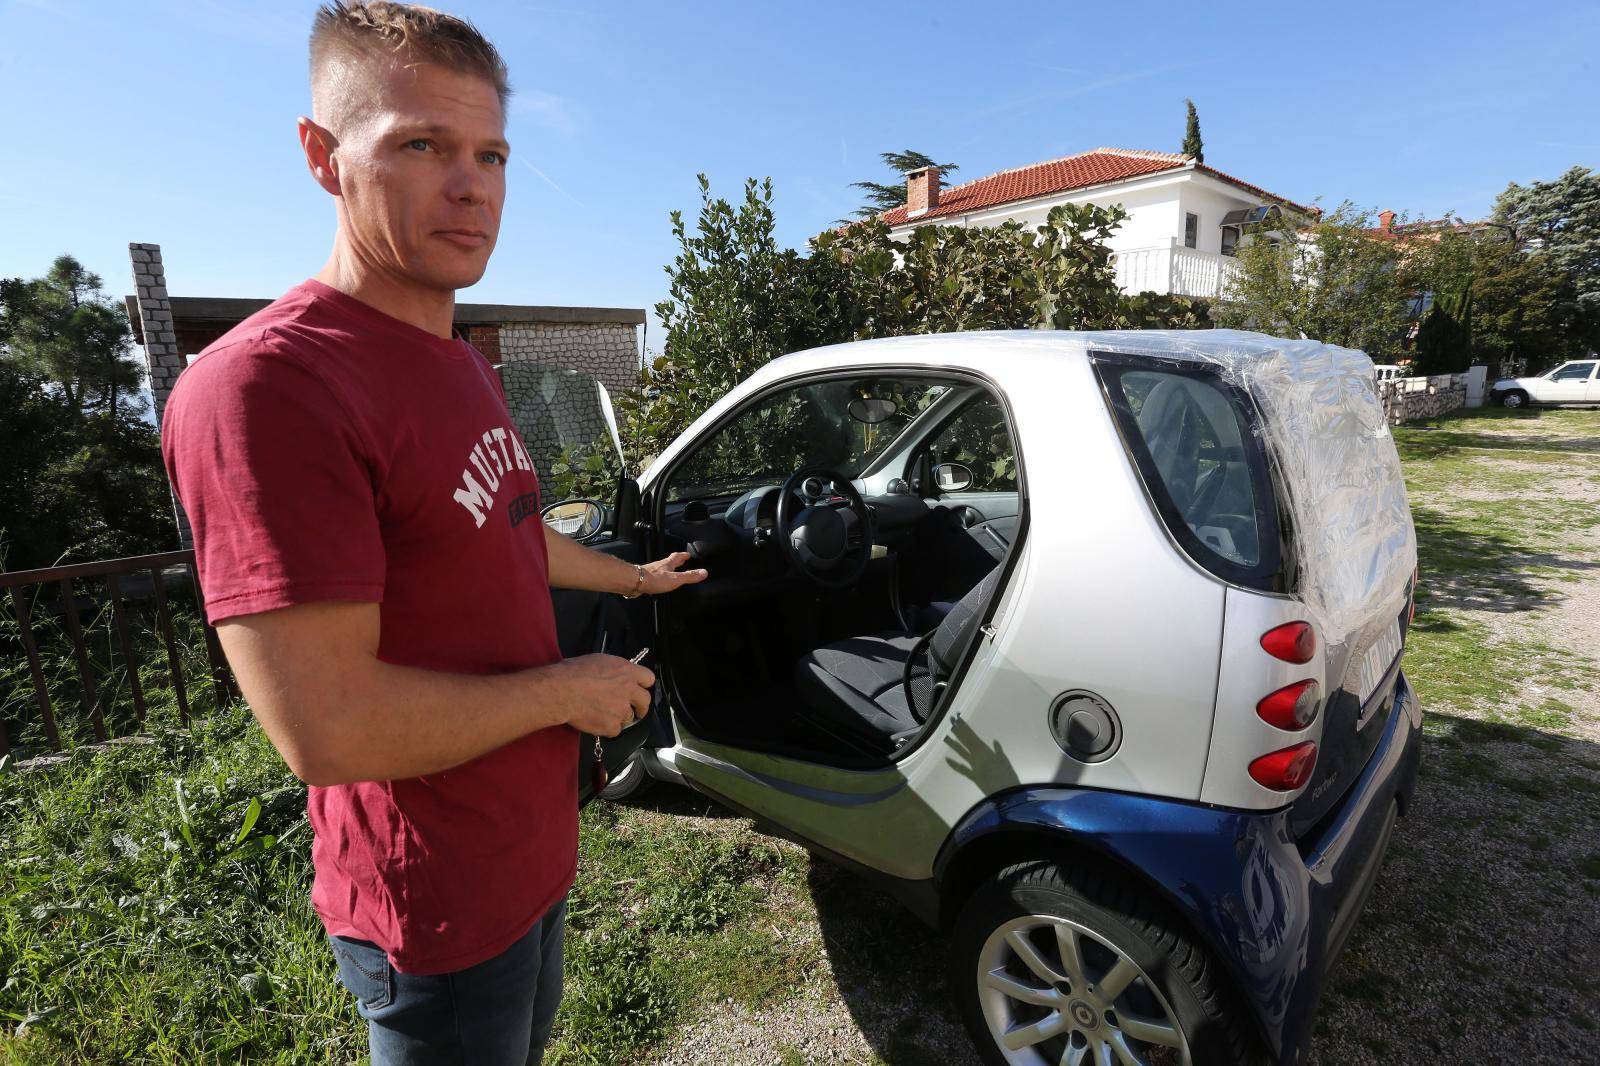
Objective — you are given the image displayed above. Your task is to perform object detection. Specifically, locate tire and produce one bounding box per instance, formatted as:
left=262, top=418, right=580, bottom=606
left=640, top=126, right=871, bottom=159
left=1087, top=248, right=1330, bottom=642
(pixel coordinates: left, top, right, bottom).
left=599, top=750, right=657, bottom=803
left=1500, top=389, right=1528, bottom=409
left=950, top=859, right=1262, bottom=1066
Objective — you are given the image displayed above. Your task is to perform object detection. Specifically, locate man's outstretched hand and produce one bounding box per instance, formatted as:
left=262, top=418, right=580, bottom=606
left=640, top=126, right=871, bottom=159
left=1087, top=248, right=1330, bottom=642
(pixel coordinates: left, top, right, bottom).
left=639, top=551, right=709, bottom=596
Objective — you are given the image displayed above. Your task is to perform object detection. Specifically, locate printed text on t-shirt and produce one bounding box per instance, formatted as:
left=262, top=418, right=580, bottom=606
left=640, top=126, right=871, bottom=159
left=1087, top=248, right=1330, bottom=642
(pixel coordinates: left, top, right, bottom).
left=452, top=425, right=536, bottom=527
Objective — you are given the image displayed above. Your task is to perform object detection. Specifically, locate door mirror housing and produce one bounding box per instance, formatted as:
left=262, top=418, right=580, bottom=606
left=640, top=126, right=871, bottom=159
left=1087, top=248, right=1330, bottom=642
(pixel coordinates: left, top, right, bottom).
left=541, top=499, right=607, bottom=541
left=933, top=462, right=974, bottom=493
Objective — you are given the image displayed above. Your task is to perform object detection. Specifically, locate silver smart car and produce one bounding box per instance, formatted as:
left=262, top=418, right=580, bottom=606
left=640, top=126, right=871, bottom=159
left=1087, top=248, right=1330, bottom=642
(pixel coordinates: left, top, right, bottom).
left=508, top=330, right=1425, bottom=1066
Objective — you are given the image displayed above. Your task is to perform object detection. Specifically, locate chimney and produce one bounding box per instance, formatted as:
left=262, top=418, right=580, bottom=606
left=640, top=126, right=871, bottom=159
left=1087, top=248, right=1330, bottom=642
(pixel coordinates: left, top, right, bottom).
left=906, top=165, right=941, bottom=216
left=1377, top=209, right=1396, bottom=235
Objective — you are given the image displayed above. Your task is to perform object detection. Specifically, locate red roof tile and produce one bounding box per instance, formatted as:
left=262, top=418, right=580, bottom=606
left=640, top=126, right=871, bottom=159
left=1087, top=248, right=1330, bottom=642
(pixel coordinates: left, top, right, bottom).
left=876, top=148, right=1315, bottom=227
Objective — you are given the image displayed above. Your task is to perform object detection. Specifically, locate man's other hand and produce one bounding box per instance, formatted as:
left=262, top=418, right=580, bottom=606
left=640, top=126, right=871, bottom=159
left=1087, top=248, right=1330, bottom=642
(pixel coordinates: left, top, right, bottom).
left=554, top=653, right=655, bottom=736
left=640, top=551, right=709, bottom=596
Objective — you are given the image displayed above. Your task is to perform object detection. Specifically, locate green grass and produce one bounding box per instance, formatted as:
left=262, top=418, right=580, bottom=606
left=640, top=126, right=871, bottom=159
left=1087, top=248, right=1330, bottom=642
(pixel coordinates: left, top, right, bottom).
left=0, top=713, right=350, bottom=1065
left=548, top=801, right=817, bottom=1065
left=0, top=712, right=821, bottom=1065
left=1396, top=406, right=1600, bottom=726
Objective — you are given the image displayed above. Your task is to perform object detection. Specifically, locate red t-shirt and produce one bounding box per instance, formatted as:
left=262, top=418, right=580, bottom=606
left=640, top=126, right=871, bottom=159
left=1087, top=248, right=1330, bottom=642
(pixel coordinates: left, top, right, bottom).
left=162, top=278, right=577, bottom=975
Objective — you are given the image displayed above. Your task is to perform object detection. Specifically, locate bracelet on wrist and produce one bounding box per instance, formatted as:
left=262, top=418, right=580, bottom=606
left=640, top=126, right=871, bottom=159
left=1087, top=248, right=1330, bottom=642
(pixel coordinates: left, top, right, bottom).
left=624, top=563, right=646, bottom=599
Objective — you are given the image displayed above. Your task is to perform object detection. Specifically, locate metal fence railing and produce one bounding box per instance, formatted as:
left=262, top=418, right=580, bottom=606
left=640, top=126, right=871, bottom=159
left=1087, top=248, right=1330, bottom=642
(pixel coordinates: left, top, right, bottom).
left=0, top=550, right=237, bottom=758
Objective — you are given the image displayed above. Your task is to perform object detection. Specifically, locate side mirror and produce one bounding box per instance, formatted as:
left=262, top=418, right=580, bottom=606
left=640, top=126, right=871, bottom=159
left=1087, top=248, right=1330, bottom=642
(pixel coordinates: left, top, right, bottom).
left=932, top=462, right=974, bottom=493
left=542, top=499, right=607, bottom=540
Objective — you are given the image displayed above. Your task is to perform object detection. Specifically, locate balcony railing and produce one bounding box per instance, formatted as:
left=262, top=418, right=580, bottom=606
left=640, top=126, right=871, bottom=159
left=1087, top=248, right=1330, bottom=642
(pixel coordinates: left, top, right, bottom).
left=1111, top=240, right=1243, bottom=299
left=0, top=551, right=237, bottom=758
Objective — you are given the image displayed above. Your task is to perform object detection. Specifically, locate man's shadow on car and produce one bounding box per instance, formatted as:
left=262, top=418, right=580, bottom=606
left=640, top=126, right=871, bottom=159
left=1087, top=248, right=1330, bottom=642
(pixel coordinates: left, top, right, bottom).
left=804, top=717, right=1027, bottom=1065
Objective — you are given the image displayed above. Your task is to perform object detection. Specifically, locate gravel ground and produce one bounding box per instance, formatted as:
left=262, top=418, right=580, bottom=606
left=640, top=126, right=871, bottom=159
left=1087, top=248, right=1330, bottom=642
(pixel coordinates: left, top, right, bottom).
left=646, top=408, right=1600, bottom=1065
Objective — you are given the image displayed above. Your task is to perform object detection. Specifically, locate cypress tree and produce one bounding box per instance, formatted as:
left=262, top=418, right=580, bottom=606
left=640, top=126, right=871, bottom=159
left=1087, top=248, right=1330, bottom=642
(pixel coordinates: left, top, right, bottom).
left=1182, top=100, right=1204, bottom=163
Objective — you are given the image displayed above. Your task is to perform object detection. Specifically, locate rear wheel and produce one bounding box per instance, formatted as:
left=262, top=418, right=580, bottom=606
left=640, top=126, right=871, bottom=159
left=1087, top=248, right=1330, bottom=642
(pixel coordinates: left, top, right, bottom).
left=950, top=860, right=1261, bottom=1066
left=1500, top=389, right=1529, bottom=409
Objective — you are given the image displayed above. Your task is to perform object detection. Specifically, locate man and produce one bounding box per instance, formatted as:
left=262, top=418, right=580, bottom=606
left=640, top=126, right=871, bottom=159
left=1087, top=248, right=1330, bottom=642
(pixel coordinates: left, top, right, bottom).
left=160, top=3, right=705, bottom=1062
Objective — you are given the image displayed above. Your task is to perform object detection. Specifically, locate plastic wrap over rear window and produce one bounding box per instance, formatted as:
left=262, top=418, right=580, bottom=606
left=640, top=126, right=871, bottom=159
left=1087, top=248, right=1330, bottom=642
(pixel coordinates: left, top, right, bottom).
left=1088, top=330, right=1418, bottom=652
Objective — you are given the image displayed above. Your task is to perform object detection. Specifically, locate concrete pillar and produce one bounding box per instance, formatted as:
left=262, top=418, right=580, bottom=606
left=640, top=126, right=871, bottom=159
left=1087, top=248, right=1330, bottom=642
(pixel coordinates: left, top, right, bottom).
left=128, top=242, right=192, bottom=547
left=1464, top=365, right=1487, bottom=408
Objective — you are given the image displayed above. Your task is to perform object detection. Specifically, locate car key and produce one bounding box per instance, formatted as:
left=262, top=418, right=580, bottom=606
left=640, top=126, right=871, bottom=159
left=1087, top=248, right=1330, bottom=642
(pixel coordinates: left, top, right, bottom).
left=592, top=647, right=652, bottom=795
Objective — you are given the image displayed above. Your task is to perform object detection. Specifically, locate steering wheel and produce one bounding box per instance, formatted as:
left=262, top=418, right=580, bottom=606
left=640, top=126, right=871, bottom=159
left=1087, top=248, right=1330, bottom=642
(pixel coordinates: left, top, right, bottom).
left=775, top=466, right=876, bottom=589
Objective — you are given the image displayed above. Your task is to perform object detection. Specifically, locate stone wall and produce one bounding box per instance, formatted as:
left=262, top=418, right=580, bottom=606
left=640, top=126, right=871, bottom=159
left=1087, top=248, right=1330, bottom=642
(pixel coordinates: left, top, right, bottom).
left=1378, top=373, right=1467, bottom=424
left=497, top=322, right=640, bottom=399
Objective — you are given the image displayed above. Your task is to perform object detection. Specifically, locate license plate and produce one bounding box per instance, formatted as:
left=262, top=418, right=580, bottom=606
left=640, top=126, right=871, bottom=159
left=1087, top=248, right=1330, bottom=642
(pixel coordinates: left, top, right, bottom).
left=1356, top=621, right=1404, bottom=707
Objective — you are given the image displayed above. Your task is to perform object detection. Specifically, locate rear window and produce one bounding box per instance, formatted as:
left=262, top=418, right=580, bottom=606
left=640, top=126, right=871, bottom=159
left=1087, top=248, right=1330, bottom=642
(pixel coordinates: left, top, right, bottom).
left=1094, top=354, right=1284, bottom=590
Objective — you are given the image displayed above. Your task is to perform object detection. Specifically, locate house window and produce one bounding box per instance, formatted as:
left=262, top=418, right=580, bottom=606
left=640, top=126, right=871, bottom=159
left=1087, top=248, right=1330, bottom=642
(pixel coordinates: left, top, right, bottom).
left=1184, top=213, right=1199, bottom=249
left=1220, top=225, right=1240, bottom=257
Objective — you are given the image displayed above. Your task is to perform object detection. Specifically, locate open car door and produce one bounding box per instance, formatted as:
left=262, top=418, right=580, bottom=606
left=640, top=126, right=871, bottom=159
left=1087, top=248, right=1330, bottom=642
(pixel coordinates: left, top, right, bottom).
left=497, top=361, right=657, bottom=806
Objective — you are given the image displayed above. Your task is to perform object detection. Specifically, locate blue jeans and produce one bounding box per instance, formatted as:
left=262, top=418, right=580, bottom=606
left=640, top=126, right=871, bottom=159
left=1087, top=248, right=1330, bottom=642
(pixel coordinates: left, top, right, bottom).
left=328, top=897, right=566, bottom=1066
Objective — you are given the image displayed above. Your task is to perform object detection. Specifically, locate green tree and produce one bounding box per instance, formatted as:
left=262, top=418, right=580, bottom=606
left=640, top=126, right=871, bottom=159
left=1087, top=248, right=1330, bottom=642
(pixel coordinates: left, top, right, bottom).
left=0, top=259, right=174, bottom=569
left=4, top=257, right=144, bottom=420
left=1403, top=227, right=1582, bottom=372
left=1412, top=278, right=1473, bottom=375
left=1182, top=99, right=1204, bottom=163
left=1218, top=205, right=1412, bottom=359
left=812, top=202, right=1210, bottom=337
left=626, top=178, right=1212, bottom=459
left=618, top=176, right=810, bottom=468
left=850, top=149, right=959, bottom=218
left=1468, top=247, right=1580, bottom=371
left=1492, top=166, right=1600, bottom=351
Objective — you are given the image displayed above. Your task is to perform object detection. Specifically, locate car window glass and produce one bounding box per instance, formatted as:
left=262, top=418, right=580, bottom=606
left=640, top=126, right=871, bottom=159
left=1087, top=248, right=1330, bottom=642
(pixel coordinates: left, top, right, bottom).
left=1115, top=369, right=1263, bottom=567
left=925, top=396, right=1016, bottom=493
left=498, top=363, right=623, bottom=537
left=1551, top=362, right=1595, bottom=380
left=666, top=377, right=953, bottom=501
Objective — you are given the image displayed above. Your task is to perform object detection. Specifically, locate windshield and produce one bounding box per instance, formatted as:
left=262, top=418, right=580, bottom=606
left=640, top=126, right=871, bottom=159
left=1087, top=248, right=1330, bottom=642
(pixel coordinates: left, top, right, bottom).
left=666, top=376, right=952, bottom=501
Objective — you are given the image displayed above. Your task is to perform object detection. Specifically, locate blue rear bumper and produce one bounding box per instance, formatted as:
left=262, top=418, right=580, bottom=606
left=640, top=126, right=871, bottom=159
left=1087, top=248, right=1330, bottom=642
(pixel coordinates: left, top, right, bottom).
left=937, top=671, right=1424, bottom=1064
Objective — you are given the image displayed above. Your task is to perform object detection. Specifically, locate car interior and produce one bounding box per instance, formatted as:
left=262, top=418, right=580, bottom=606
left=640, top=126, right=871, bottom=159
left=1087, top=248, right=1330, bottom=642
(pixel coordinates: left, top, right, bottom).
left=508, top=359, right=1276, bottom=775
left=646, top=372, right=1024, bottom=769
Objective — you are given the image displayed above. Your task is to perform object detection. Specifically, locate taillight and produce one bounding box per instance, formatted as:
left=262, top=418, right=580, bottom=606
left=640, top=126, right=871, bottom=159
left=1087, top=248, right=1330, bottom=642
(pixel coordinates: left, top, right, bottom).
left=1248, top=742, right=1318, bottom=791
left=1257, top=679, right=1322, bottom=730
left=1260, top=622, right=1315, bottom=664
left=1409, top=566, right=1419, bottom=624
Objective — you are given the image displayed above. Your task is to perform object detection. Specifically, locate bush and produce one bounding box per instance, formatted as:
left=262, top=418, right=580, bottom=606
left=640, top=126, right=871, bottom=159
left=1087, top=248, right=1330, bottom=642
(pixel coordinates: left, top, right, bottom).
left=618, top=177, right=1212, bottom=468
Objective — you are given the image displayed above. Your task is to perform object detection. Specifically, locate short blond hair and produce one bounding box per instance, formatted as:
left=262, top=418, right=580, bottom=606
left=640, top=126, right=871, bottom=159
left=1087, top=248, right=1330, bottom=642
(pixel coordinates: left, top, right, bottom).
left=309, top=1, right=511, bottom=120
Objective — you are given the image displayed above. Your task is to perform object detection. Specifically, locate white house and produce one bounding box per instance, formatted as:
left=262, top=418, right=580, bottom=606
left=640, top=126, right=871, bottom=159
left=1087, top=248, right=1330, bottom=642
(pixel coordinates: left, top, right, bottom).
left=877, top=148, right=1317, bottom=300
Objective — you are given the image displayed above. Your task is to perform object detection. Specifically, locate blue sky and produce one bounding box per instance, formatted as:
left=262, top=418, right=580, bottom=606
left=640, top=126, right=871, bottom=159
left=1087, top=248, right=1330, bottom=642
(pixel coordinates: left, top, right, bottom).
left=3, top=0, right=1597, bottom=352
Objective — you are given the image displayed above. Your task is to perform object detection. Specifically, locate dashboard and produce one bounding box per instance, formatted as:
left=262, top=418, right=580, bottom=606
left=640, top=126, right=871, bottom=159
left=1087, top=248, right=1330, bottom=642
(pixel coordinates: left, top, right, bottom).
left=662, top=483, right=931, bottom=568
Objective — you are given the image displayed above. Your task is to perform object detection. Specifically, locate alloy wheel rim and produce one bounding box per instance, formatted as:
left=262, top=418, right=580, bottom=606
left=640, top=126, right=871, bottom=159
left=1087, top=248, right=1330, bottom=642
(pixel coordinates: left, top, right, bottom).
left=975, top=914, right=1190, bottom=1066
left=605, top=754, right=641, bottom=790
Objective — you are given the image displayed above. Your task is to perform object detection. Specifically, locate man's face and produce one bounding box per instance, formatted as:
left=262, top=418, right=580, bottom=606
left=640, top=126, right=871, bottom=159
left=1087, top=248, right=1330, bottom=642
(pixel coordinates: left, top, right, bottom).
left=324, top=59, right=508, bottom=292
